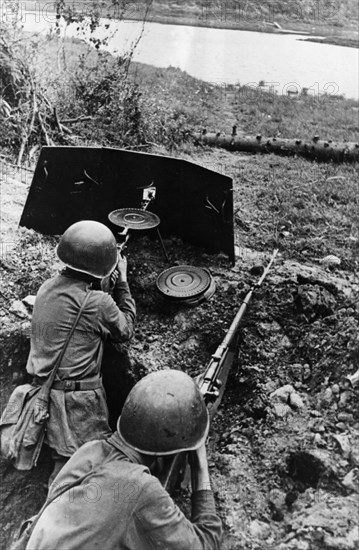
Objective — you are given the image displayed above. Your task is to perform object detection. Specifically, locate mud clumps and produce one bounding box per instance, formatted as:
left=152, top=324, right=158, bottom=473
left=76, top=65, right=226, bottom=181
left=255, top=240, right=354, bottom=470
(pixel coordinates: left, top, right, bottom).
left=295, top=284, right=337, bottom=322
left=0, top=225, right=358, bottom=549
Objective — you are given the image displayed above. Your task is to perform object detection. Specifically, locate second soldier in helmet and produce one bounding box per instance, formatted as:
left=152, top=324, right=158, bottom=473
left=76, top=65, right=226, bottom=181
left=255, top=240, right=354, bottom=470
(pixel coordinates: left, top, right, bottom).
left=25, top=370, right=222, bottom=550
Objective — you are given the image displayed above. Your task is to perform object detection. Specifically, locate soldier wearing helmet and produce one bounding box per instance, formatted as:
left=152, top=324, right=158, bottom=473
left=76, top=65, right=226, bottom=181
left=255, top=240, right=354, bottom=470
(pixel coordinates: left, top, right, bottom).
left=25, top=370, right=222, bottom=550
left=26, top=220, right=136, bottom=485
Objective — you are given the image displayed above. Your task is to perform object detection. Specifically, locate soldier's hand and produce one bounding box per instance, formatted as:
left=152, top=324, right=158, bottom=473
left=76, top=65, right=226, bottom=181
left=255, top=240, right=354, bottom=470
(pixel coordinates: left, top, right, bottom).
left=189, top=442, right=211, bottom=492
left=109, top=269, right=119, bottom=290
left=194, top=442, right=208, bottom=471
left=116, top=253, right=128, bottom=283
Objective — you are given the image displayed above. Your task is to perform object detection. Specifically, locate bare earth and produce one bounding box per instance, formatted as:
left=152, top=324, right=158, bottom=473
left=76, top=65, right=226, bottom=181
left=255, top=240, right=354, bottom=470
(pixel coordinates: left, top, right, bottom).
left=0, top=150, right=358, bottom=549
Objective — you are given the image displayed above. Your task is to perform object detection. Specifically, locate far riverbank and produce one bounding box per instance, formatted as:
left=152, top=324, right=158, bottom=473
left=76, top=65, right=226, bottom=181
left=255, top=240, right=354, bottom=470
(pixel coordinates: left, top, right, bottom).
left=28, top=0, right=359, bottom=49
left=128, top=13, right=359, bottom=49
left=119, top=0, right=359, bottom=49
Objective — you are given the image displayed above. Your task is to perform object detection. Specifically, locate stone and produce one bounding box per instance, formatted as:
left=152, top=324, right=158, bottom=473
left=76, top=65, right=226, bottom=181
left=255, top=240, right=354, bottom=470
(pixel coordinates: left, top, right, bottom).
left=320, top=254, right=341, bottom=267
left=309, top=409, right=323, bottom=417
left=258, top=321, right=281, bottom=335
left=324, top=527, right=359, bottom=550
left=273, top=403, right=292, bottom=418
left=270, top=384, right=294, bottom=402
left=179, top=335, right=200, bottom=351
left=227, top=281, right=238, bottom=294
left=342, top=469, right=359, bottom=493
left=249, top=519, right=271, bottom=539
left=309, top=420, right=325, bottom=433
left=338, top=391, right=352, bottom=409
left=336, top=422, right=347, bottom=431
left=350, top=449, right=359, bottom=468
left=332, top=434, right=352, bottom=458
left=313, top=433, right=325, bottom=446
left=146, top=335, right=159, bottom=343
left=280, top=335, right=292, bottom=348
left=320, top=254, right=341, bottom=266
left=268, top=488, right=286, bottom=521
left=22, top=295, right=36, bottom=309
left=295, top=284, right=337, bottom=321
left=321, top=387, right=334, bottom=405
left=344, top=369, right=359, bottom=389
left=264, top=380, right=278, bottom=393
left=337, top=413, right=354, bottom=423
left=9, top=300, right=30, bottom=319
left=289, top=392, right=305, bottom=410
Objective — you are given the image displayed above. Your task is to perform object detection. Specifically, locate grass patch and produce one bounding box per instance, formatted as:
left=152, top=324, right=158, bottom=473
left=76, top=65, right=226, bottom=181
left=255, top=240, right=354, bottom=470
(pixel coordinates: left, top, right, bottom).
left=199, top=151, right=359, bottom=269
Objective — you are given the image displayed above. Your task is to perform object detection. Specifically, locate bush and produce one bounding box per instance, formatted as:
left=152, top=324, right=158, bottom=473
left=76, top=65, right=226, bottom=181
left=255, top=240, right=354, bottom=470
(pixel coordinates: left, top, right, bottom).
left=60, top=49, right=202, bottom=149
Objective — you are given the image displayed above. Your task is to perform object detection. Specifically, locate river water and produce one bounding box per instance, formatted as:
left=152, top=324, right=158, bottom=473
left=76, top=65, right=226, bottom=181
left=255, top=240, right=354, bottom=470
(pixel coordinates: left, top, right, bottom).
left=23, top=15, right=359, bottom=99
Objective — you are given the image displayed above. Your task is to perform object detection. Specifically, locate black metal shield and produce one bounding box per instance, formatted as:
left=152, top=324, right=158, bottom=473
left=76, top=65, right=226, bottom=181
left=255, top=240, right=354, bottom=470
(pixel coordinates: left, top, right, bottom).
left=20, top=146, right=234, bottom=262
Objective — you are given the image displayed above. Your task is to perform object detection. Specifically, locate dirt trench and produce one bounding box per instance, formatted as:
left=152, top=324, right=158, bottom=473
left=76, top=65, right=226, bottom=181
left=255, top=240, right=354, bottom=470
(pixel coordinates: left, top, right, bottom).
left=1, top=227, right=358, bottom=549
left=1, top=159, right=359, bottom=549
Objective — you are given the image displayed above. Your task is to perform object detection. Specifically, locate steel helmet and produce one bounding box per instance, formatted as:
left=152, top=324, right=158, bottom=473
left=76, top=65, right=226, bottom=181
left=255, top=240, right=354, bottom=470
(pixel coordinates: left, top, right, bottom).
left=118, top=370, right=209, bottom=456
left=56, top=220, right=118, bottom=278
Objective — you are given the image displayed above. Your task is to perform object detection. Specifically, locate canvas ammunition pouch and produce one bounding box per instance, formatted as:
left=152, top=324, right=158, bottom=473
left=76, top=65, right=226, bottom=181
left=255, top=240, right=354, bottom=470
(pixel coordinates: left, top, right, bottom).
left=0, top=293, right=90, bottom=470
left=0, top=384, right=47, bottom=470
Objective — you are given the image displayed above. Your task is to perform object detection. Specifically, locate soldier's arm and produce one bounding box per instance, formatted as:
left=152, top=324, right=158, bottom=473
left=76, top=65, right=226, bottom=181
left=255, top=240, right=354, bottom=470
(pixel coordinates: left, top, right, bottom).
left=134, top=477, right=222, bottom=550
left=99, top=254, right=136, bottom=342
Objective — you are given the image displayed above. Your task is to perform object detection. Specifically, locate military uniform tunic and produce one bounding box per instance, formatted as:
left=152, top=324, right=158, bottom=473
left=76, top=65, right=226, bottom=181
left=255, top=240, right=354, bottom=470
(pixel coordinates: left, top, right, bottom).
left=26, top=270, right=136, bottom=456
left=26, top=432, right=222, bottom=550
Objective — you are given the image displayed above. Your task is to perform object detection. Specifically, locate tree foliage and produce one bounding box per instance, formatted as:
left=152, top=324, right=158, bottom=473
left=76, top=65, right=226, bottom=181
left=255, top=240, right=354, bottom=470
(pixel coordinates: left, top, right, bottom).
left=0, top=1, right=155, bottom=163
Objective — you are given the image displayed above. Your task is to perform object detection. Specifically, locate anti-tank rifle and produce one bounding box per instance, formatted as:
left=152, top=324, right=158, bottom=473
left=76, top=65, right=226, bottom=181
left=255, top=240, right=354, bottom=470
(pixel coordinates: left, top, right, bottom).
left=159, top=249, right=279, bottom=494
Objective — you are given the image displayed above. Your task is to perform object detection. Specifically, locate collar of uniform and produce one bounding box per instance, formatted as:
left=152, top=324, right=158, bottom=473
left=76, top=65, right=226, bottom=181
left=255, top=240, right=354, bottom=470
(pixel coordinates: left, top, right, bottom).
left=60, top=267, right=100, bottom=287
left=108, top=431, right=146, bottom=466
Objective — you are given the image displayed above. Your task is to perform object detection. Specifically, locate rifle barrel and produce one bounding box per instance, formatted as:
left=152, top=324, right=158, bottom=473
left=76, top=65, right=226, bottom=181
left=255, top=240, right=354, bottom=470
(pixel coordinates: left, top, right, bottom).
left=161, top=249, right=279, bottom=493
left=212, top=248, right=279, bottom=351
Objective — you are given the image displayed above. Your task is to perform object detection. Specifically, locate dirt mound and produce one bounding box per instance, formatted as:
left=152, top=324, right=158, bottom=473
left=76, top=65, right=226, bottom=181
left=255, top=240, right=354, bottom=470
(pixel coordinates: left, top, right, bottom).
left=0, top=157, right=358, bottom=549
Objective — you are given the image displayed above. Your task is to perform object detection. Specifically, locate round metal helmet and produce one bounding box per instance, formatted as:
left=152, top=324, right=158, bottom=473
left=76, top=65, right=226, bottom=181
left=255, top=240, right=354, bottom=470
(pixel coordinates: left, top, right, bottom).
left=118, top=370, right=209, bottom=456
left=56, top=220, right=118, bottom=278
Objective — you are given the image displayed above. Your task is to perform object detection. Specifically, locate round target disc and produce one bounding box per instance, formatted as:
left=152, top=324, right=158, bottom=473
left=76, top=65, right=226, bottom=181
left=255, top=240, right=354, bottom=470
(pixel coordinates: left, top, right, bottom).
left=108, top=208, right=160, bottom=230
left=156, top=265, right=212, bottom=298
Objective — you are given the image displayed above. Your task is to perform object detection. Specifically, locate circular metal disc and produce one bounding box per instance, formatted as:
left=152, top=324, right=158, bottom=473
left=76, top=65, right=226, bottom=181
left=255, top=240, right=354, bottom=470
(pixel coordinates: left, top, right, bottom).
left=156, top=265, right=212, bottom=298
left=108, top=208, right=160, bottom=230
left=181, top=276, right=216, bottom=306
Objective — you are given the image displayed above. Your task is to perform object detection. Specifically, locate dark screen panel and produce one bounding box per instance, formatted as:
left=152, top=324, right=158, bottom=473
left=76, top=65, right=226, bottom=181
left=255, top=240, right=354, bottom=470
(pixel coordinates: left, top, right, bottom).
left=20, top=146, right=234, bottom=262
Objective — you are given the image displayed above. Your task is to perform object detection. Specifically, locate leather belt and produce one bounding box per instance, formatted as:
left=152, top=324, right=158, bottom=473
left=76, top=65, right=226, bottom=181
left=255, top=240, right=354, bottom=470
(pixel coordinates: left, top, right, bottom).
left=33, top=375, right=102, bottom=392
left=52, top=378, right=102, bottom=391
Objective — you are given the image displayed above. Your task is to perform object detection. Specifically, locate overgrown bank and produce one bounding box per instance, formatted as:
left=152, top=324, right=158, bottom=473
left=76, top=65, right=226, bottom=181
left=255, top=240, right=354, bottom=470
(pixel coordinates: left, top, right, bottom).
left=0, top=27, right=359, bottom=550
left=0, top=33, right=358, bottom=165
